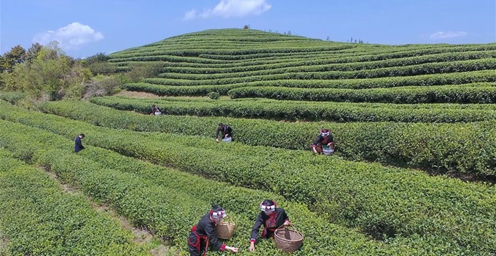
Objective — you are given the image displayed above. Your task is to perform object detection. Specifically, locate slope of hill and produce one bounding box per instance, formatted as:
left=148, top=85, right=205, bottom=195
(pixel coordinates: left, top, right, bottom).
left=108, top=28, right=496, bottom=102
left=2, top=29, right=496, bottom=255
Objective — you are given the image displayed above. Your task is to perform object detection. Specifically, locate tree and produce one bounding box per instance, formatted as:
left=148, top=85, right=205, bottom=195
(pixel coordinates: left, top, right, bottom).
left=84, top=52, right=110, bottom=65
left=2, top=45, right=26, bottom=72
left=25, top=43, right=43, bottom=64
left=0, top=57, right=5, bottom=73
left=3, top=41, right=93, bottom=100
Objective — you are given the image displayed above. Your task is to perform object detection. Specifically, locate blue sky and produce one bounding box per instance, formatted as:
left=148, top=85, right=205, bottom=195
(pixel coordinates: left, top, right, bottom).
left=1, top=0, right=495, bottom=58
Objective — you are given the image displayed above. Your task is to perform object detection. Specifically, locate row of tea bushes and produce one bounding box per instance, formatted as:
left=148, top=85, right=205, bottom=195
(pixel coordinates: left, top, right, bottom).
left=89, top=94, right=496, bottom=122
left=122, top=82, right=241, bottom=96
left=222, top=70, right=496, bottom=89
left=227, top=84, right=496, bottom=104
left=0, top=149, right=146, bottom=256
left=37, top=100, right=496, bottom=177
left=142, top=69, right=496, bottom=87
left=1, top=103, right=495, bottom=254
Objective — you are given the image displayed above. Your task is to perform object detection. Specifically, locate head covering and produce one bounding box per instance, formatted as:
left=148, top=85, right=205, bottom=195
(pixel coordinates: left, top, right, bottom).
left=320, top=129, right=330, bottom=137
left=260, top=199, right=276, bottom=213
left=210, top=205, right=226, bottom=221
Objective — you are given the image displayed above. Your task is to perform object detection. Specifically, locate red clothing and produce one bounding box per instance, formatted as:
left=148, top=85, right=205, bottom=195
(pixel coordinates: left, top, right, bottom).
left=188, top=213, right=226, bottom=256
left=312, top=134, right=334, bottom=153
left=250, top=208, right=289, bottom=243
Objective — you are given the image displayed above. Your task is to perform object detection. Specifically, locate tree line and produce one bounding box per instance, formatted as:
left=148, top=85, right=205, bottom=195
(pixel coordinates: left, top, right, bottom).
left=0, top=41, right=162, bottom=103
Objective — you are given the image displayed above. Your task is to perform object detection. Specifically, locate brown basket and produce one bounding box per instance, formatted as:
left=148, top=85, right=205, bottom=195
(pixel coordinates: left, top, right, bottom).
left=274, top=226, right=304, bottom=253
left=215, top=220, right=236, bottom=239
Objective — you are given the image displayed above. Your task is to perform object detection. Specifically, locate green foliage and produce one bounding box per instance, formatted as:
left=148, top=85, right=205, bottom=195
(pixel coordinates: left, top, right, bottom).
left=125, top=62, right=163, bottom=83
left=25, top=43, right=43, bottom=64
left=82, top=53, right=117, bottom=75
left=0, top=149, right=146, bottom=255
left=82, top=75, right=122, bottom=98
left=1, top=103, right=495, bottom=255
left=1, top=45, right=26, bottom=72
left=90, top=94, right=496, bottom=123
left=38, top=99, right=496, bottom=177
left=1, top=41, right=94, bottom=101
left=0, top=120, right=431, bottom=255
left=85, top=52, right=110, bottom=64
left=3, top=29, right=496, bottom=255
left=227, top=84, right=496, bottom=104
left=207, top=91, right=220, bottom=99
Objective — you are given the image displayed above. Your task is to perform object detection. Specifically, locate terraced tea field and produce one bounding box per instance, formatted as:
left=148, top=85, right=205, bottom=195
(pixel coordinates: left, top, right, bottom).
left=1, top=29, right=495, bottom=255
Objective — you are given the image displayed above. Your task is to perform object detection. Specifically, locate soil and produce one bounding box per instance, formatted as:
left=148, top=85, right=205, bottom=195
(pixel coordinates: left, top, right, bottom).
left=114, top=90, right=162, bottom=98
left=41, top=166, right=170, bottom=255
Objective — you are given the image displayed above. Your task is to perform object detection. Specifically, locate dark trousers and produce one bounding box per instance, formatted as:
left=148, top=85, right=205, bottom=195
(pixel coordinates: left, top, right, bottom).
left=188, top=231, right=207, bottom=256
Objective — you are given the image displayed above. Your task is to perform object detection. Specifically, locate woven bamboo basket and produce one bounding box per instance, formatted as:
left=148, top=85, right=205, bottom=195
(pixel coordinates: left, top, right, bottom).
left=274, top=226, right=304, bottom=253
left=215, top=220, right=236, bottom=239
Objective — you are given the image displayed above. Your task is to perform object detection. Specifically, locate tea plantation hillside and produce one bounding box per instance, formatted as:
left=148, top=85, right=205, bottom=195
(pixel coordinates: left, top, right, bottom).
left=96, top=28, right=496, bottom=178
left=108, top=28, right=496, bottom=102
left=1, top=28, right=495, bottom=255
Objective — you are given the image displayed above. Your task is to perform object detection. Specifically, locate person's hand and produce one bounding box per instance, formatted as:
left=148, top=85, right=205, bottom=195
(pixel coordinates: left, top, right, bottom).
left=226, top=246, right=239, bottom=253
left=312, top=148, right=318, bottom=154
left=284, top=220, right=290, bottom=226
left=249, top=242, right=255, bottom=252
left=216, top=138, right=219, bottom=143
left=225, top=134, right=230, bottom=138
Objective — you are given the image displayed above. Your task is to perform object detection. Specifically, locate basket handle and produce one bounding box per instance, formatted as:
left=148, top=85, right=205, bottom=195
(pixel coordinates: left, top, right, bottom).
left=220, top=215, right=235, bottom=225
left=277, top=223, right=298, bottom=232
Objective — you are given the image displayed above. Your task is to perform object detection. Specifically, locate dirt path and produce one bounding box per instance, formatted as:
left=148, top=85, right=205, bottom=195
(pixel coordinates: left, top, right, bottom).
left=115, top=90, right=163, bottom=98
left=42, top=166, right=170, bottom=255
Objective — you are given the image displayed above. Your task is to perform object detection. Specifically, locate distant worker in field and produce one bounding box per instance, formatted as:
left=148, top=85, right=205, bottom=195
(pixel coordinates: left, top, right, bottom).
left=187, top=205, right=239, bottom=255
left=249, top=199, right=290, bottom=252
left=151, top=104, right=162, bottom=116
left=74, top=134, right=85, bottom=153
left=312, top=129, right=334, bottom=154
left=215, top=123, right=233, bottom=142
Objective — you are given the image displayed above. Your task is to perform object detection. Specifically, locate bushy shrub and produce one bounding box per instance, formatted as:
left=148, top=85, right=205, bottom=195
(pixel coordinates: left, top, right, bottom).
left=207, top=91, right=220, bottom=99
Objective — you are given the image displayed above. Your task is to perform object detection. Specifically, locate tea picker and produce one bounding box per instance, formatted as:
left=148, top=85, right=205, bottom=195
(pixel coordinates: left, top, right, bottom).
left=188, top=205, right=238, bottom=255
left=215, top=123, right=233, bottom=143
left=249, top=200, right=290, bottom=252
left=312, top=129, right=334, bottom=155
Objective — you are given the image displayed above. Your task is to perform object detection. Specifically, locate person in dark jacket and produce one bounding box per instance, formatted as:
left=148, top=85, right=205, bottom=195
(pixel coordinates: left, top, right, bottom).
left=215, top=123, right=233, bottom=142
left=188, top=205, right=238, bottom=256
left=74, top=134, right=85, bottom=153
left=151, top=104, right=162, bottom=116
left=312, top=129, right=334, bottom=154
left=249, top=199, right=290, bottom=252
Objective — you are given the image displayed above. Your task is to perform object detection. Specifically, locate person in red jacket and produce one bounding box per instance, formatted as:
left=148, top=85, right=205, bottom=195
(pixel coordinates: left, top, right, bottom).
left=249, top=199, right=290, bottom=252
left=188, top=205, right=238, bottom=256
left=312, top=129, right=334, bottom=154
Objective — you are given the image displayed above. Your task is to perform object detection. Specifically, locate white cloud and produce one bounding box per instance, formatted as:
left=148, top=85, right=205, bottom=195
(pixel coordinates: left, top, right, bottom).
left=429, top=31, right=467, bottom=39
left=184, top=0, right=271, bottom=20
left=33, top=22, right=104, bottom=50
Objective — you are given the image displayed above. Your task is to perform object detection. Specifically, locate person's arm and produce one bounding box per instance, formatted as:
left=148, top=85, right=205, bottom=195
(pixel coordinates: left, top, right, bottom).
left=249, top=213, right=264, bottom=252
left=327, top=134, right=334, bottom=148
left=226, top=126, right=232, bottom=137
left=312, top=136, right=321, bottom=153
left=205, top=223, right=226, bottom=251
left=215, top=128, right=221, bottom=139
left=283, top=209, right=290, bottom=226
